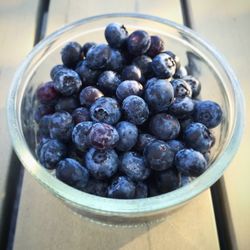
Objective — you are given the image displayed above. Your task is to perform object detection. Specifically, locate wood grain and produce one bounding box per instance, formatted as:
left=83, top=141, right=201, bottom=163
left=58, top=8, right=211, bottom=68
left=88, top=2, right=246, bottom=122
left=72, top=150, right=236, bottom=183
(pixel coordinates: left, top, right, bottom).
left=13, top=0, right=219, bottom=249
left=0, top=0, right=39, bottom=237
left=190, top=1, right=250, bottom=249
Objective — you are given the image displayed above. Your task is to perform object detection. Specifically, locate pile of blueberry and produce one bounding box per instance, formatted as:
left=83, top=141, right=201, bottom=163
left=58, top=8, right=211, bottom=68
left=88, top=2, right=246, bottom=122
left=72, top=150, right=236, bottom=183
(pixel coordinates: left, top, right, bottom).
left=35, top=23, right=223, bottom=199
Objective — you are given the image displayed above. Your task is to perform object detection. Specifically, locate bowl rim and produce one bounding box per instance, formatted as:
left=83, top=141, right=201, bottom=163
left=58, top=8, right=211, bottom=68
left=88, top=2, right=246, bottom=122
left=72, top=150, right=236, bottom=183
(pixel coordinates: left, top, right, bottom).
left=7, top=13, right=245, bottom=216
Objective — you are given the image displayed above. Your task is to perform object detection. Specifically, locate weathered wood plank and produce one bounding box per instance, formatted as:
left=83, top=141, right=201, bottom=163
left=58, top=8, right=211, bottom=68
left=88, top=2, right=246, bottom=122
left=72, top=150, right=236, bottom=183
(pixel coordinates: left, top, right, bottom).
left=189, top=1, right=250, bottom=249
left=14, top=0, right=219, bottom=249
left=46, top=0, right=183, bottom=35
left=14, top=176, right=219, bottom=250
left=0, top=0, right=40, bottom=239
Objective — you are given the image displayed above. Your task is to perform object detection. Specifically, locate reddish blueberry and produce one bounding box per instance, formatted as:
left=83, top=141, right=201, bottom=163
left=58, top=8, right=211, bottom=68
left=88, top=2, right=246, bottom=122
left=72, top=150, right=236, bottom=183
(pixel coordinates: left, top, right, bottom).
left=36, top=81, right=59, bottom=104
left=88, top=122, right=119, bottom=150
left=127, top=30, right=151, bottom=55
left=79, top=86, right=104, bottom=107
left=147, top=35, right=164, bottom=58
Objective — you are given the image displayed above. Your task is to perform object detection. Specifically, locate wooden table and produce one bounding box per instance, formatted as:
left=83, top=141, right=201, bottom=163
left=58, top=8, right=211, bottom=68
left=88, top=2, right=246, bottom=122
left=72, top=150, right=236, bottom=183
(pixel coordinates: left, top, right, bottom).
left=0, top=0, right=249, bottom=249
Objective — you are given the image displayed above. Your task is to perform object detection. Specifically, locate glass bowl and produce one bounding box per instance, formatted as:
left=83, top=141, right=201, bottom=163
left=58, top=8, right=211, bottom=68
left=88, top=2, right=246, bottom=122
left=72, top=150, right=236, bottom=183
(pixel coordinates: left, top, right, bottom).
left=7, top=13, right=244, bottom=225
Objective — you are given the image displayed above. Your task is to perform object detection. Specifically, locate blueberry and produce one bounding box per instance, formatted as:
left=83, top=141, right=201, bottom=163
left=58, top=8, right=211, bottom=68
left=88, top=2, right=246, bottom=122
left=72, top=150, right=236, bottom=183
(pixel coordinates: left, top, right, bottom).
left=107, top=49, right=125, bottom=72
left=50, top=65, right=66, bottom=81
left=144, top=78, right=174, bottom=112
left=135, top=133, right=156, bottom=152
left=175, top=149, right=208, bottom=177
left=122, top=95, right=149, bottom=125
left=79, top=86, right=104, bottom=107
left=87, top=122, right=119, bottom=150
left=72, top=121, right=93, bottom=151
left=86, top=44, right=111, bottom=70
left=154, top=169, right=180, bottom=193
left=147, top=35, right=164, bottom=58
left=61, top=42, right=82, bottom=68
left=183, top=122, right=215, bottom=153
left=83, top=178, right=108, bottom=197
left=165, top=50, right=181, bottom=70
left=167, top=139, right=185, bottom=154
left=56, top=158, right=89, bottom=189
left=116, top=121, right=138, bottom=151
left=173, top=66, right=188, bottom=79
left=36, top=81, right=59, bottom=104
left=49, top=111, right=74, bottom=141
left=55, top=96, right=79, bottom=113
left=53, top=68, right=82, bottom=96
left=116, top=80, right=143, bottom=101
left=90, top=97, right=121, bottom=125
left=38, top=115, right=51, bottom=138
left=171, top=79, right=192, bottom=98
left=193, top=100, right=223, bottom=128
left=37, top=139, right=66, bottom=169
left=135, top=182, right=148, bottom=198
left=105, top=23, right=128, bottom=49
left=75, top=61, right=101, bottom=85
left=144, top=140, right=175, bottom=171
left=183, top=75, right=201, bottom=98
left=81, top=42, right=96, bottom=57
left=120, top=152, right=150, bottom=181
left=133, top=55, right=153, bottom=77
left=97, top=71, right=121, bottom=95
left=150, top=113, right=180, bottom=140
left=121, top=65, right=143, bottom=82
left=151, top=53, right=176, bottom=79
left=127, top=30, right=151, bottom=55
left=85, top=148, right=119, bottom=180
left=34, top=104, right=54, bottom=123
left=168, top=97, right=194, bottom=119
left=72, top=107, right=90, bottom=124
left=107, top=176, right=135, bottom=199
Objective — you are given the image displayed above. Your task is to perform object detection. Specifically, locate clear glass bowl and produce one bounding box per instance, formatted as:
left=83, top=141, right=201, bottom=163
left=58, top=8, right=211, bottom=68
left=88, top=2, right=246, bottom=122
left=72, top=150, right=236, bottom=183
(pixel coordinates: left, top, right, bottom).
left=7, top=13, right=244, bottom=225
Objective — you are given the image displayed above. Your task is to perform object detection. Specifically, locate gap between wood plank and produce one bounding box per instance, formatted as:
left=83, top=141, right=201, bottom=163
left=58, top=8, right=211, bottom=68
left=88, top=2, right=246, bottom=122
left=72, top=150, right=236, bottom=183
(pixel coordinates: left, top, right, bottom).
left=180, top=1, right=233, bottom=249
left=3, top=1, right=51, bottom=250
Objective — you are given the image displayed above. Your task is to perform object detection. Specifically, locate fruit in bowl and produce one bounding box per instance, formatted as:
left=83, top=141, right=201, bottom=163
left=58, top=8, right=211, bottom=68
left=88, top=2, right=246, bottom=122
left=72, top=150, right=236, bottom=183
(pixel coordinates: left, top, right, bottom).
left=35, top=22, right=223, bottom=199
left=8, top=14, right=243, bottom=224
